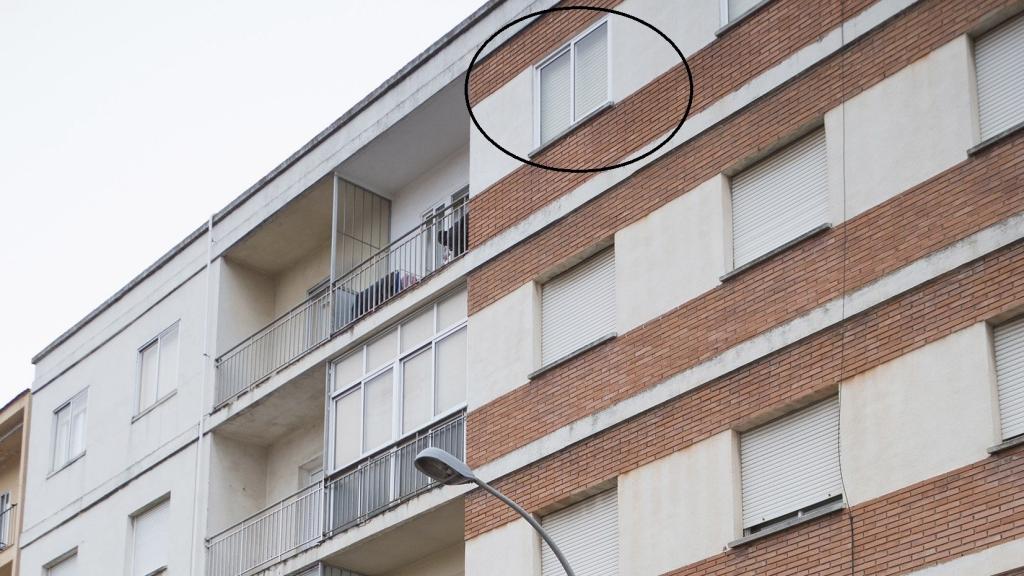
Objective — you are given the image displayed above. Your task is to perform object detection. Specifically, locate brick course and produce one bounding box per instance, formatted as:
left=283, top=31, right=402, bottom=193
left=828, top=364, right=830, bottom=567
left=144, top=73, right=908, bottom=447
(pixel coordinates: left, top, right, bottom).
left=464, top=237, right=1024, bottom=540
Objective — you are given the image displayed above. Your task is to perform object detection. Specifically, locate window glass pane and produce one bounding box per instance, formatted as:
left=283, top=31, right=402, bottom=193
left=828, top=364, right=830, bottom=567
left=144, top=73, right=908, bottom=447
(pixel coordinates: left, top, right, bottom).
left=138, top=342, right=159, bottom=411
left=437, top=289, right=467, bottom=332
left=401, top=307, right=434, bottom=353
left=53, top=406, right=70, bottom=468
left=366, top=328, right=397, bottom=373
left=333, top=390, right=361, bottom=467
left=540, top=50, right=572, bottom=143
left=362, top=371, right=393, bottom=452
left=728, top=0, right=762, bottom=21
left=402, top=349, right=432, bottom=433
left=70, top=400, right=87, bottom=457
left=435, top=328, right=467, bottom=414
left=334, top=351, right=363, bottom=391
left=573, top=22, right=608, bottom=119
left=47, top=554, right=78, bottom=576
left=157, top=326, right=179, bottom=398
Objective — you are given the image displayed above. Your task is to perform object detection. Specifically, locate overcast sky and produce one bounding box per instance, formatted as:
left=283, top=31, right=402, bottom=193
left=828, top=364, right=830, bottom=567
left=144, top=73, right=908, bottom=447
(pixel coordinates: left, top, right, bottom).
left=0, top=0, right=483, bottom=404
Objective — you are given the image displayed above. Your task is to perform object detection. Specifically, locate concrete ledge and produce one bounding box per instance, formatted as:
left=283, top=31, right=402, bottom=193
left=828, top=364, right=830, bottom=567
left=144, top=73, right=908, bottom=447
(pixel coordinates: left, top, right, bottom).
left=728, top=498, right=846, bottom=548
left=720, top=223, right=832, bottom=282
left=988, top=434, right=1024, bottom=455
left=528, top=333, right=617, bottom=380
left=967, top=121, right=1024, bottom=156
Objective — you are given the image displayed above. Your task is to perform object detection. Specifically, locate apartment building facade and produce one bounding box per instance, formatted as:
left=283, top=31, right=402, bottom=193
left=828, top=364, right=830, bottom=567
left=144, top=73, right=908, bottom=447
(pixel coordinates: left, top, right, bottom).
left=22, top=0, right=1024, bottom=575
left=0, top=391, right=29, bottom=576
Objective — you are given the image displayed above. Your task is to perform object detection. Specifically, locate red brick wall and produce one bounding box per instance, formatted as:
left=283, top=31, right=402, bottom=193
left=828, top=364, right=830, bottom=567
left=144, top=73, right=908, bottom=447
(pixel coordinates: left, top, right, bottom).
left=467, top=0, right=1016, bottom=314
left=468, top=0, right=869, bottom=248
left=464, top=237, right=1024, bottom=540
left=466, top=129, right=1024, bottom=467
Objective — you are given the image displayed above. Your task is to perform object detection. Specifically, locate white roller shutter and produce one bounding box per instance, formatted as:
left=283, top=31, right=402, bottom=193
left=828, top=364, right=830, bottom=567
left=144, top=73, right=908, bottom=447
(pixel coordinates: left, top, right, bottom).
left=975, top=15, right=1024, bottom=141
left=48, top=553, right=78, bottom=576
left=541, top=489, right=618, bottom=576
left=541, top=249, right=616, bottom=365
left=574, top=23, right=608, bottom=119
left=728, top=0, right=762, bottom=21
left=740, top=397, right=842, bottom=529
left=995, top=317, right=1024, bottom=440
left=540, top=49, right=572, bottom=144
left=132, top=499, right=169, bottom=576
left=731, top=128, right=829, bottom=268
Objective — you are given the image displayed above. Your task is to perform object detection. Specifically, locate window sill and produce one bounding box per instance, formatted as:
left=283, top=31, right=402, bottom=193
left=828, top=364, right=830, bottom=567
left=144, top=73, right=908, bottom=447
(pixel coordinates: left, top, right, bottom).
left=988, top=434, right=1024, bottom=455
left=715, top=0, right=777, bottom=37
left=529, top=333, right=617, bottom=380
left=968, top=121, right=1024, bottom=156
left=131, top=390, right=178, bottom=424
left=47, top=451, right=86, bottom=480
left=530, top=101, right=615, bottom=158
left=728, top=498, right=846, bottom=548
left=720, top=223, right=832, bottom=282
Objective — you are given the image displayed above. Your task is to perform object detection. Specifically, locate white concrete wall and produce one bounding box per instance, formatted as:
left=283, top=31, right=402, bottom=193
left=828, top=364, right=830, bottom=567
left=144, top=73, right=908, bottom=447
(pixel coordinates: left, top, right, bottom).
left=615, top=175, right=727, bottom=333
left=903, top=537, right=1024, bottom=575
left=469, top=0, right=720, bottom=196
left=466, top=282, right=539, bottom=409
left=216, top=258, right=274, bottom=354
left=618, top=431, right=738, bottom=576
left=829, top=36, right=975, bottom=219
left=273, top=243, right=331, bottom=317
left=265, top=421, right=323, bottom=503
left=22, top=271, right=207, bottom=534
left=841, top=323, right=999, bottom=506
left=391, top=146, right=469, bottom=239
left=19, top=445, right=198, bottom=576
left=206, top=434, right=268, bottom=535
left=465, top=518, right=540, bottom=576
left=382, top=543, right=464, bottom=576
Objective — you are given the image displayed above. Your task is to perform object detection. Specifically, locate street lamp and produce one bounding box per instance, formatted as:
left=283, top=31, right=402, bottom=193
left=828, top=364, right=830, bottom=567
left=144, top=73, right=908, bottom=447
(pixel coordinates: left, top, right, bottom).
left=414, top=447, right=577, bottom=576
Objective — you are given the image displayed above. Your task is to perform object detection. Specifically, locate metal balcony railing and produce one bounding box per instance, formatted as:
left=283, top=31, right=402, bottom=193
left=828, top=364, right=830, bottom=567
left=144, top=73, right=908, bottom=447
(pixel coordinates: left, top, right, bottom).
left=0, top=504, right=15, bottom=549
left=214, top=200, right=468, bottom=408
left=205, top=411, right=465, bottom=576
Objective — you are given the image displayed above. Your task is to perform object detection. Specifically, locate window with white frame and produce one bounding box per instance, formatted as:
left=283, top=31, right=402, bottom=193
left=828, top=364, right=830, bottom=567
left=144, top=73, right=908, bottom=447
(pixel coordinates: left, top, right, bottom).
left=130, top=498, right=169, bottom=576
left=0, top=491, right=10, bottom=547
left=722, top=0, right=765, bottom=24
left=136, top=323, right=180, bottom=415
left=994, top=316, right=1024, bottom=441
left=739, top=396, right=842, bottom=533
left=974, top=14, right=1024, bottom=142
left=329, top=289, right=467, bottom=471
left=52, top=390, right=87, bottom=471
left=730, top=127, right=829, bottom=269
left=46, top=551, right=78, bottom=576
left=540, top=489, right=618, bottom=576
left=536, top=19, right=610, bottom=146
left=541, top=247, right=616, bottom=366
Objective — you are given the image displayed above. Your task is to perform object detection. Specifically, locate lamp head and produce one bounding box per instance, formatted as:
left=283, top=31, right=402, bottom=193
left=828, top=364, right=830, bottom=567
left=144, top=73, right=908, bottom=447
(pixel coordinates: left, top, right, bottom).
left=414, top=447, right=477, bottom=485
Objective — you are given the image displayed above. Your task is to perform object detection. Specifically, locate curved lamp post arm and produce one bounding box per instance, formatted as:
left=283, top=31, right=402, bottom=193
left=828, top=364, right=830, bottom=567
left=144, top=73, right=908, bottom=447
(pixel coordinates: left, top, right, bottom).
left=473, top=479, right=576, bottom=576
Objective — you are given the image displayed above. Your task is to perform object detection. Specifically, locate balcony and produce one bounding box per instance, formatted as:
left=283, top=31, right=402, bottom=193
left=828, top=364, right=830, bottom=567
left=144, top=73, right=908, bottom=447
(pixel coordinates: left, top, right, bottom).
left=214, top=198, right=469, bottom=408
left=205, top=411, right=465, bottom=576
left=0, top=504, right=14, bottom=550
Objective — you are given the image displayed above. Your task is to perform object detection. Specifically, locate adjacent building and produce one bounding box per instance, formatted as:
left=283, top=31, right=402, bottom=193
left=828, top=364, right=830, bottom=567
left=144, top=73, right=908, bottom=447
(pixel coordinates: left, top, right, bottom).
left=0, top=390, right=30, bottom=576
left=23, top=0, right=1024, bottom=575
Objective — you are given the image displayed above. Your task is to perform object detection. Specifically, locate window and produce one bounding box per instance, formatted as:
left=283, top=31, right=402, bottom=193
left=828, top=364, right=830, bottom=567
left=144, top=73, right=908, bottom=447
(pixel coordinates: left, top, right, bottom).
left=0, top=492, right=10, bottom=547
left=541, top=248, right=615, bottom=366
left=136, top=323, right=179, bottom=414
left=722, top=0, right=764, bottom=24
left=541, top=489, right=618, bottom=576
left=52, top=390, right=87, bottom=471
left=130, top=499, right=169, bottom=576
left=994, top=316, right=1024, bottom=441
left=730, top=128, right=828, bottom=269
left=46, top=551, right=78, bottom=576
left=740, top=397, right=842, bottom=533
left=974, top=14, right=1024, bottom=141
left=330, top=289, right=467, bottom=470
left=536, top=20, right=609, bottom=146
